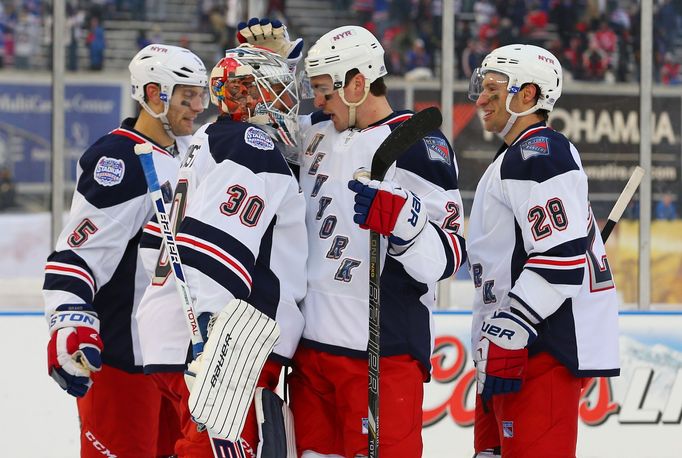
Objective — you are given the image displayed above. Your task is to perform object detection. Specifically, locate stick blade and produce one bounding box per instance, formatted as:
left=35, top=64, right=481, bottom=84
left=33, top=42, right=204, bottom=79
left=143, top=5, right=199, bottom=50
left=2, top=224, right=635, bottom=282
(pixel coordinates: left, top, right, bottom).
left=371, top=106, right=443, bottom=180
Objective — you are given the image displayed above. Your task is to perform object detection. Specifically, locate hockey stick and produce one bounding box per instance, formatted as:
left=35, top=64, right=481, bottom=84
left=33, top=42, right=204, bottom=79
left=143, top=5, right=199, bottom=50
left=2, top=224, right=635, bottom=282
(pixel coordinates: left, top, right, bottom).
left=601, top=166, right=645, bottom=242
left=135, top=142, right=236, bottom=458
left=366, top=107, right=443, bottom=458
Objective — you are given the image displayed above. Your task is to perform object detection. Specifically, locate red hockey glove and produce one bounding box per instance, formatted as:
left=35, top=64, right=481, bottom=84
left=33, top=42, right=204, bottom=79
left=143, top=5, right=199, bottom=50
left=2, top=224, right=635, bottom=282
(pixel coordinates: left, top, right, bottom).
left=348, top=173, right=427, bottom=248
left=47, top=304, right=103, bottom=397
left=474, top=310, right=538, bottom=403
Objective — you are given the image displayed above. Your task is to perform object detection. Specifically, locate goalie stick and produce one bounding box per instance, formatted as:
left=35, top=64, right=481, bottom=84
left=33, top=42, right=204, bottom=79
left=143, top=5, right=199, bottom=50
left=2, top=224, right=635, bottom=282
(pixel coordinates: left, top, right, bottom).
left=366, top=106, right=443, bottom=458
left=135, top=142, right=233, bottom=458
left=601, top=166, right=645, bottom=242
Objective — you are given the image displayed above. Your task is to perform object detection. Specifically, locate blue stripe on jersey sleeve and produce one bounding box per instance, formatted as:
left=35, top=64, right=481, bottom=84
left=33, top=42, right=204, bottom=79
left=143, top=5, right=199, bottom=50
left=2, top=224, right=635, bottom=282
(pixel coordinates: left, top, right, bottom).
left=526, top=237, right=588, bottom=285
left=139, top=215, right=161, bottom=250
left=243, top=219, right=280, bottom=320
left=77, top=133, right=148, bottom=208
left=525, top=265, right=584, bottom=285
left=501, top=130, right=580, bottom=183
left=177, top=216, right=255, bottom=299
left=205, top=119, right=293, bottom=177
left=429, top=221, right=459, bottom=280
left=394, top=129, right=459, bottom=192
left=43, top=250, right=96, bottom=303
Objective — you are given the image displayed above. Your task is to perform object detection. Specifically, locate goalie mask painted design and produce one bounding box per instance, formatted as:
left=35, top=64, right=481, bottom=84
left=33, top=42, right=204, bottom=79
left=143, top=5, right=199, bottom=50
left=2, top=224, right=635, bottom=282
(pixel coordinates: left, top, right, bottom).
left=129, top=44, right=209, bottom=119
left=468, top=44, right=563, bottom=115
left=210, top=45, right=300, bottom=148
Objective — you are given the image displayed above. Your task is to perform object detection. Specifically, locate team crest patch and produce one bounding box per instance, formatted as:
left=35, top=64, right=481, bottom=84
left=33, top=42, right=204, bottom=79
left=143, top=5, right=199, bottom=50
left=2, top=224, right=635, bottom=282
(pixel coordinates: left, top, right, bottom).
left=424, top=136, right=451, bottom=165
left=94, top=156, right=125, bottom=186
left=244, top=126, right=274, bottom=151
left=520, top=136, right=550, bottom=160
left=502, top=420, right=514, bottom=438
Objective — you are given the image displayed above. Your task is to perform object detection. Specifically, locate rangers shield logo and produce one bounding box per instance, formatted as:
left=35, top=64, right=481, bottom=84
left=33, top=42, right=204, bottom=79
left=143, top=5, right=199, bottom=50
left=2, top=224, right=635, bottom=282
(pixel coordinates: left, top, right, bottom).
left=423, top=136, right=451, bottom=165
left=520, top=136, right=550, bottom=160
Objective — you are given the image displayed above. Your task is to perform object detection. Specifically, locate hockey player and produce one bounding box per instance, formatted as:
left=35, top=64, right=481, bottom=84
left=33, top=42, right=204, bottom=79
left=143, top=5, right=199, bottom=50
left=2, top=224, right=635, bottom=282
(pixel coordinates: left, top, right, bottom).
left=237, top=19, right=466, bottom=457
left=467, top=44, right=620, bottom=457
left=42, top=44, right=208, bottom=457
left=135, top=44, right=307, bottom=457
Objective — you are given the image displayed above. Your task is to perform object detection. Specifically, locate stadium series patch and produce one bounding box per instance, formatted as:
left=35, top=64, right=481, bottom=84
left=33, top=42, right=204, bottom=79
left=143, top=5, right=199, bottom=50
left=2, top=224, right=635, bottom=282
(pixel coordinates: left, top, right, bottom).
left=424, top=136, right=451, bottom=165
left=94, top=156, right=125, bottom=186
left=244, top=126, right=274, bottom=151
left=520, top=136, right=550, bottom=160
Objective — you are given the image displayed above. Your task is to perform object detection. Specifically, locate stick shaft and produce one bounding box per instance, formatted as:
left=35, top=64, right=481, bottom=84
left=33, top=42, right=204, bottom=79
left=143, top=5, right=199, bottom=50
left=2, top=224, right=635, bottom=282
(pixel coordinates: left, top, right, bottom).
left=601, top=166, right=645, bottom=242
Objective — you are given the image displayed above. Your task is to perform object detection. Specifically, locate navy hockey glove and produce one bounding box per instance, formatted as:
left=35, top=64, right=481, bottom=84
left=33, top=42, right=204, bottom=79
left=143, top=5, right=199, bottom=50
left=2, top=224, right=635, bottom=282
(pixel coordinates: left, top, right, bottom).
left=348, top=172, right=427, bottom=248
left=474, top=309, right=538, bottom=403
left=47, top=304, right=103, bottom=397
left=237, top=17, right=304, bottom=72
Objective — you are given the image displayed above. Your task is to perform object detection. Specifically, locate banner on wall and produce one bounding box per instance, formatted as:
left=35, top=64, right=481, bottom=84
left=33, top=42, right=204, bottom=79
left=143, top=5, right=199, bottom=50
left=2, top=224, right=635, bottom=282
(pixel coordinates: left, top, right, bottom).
left=403, top=90, right=681, bottom=218
left=424, top=312, right=682, bottom=458
left=0, top=83, right=122, bottom=186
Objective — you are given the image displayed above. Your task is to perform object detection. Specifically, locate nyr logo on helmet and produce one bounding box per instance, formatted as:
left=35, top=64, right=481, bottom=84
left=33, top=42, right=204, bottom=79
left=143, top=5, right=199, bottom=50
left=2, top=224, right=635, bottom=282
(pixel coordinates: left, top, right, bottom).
left=332, top=29, right=355, bottom=41
left=520, top=136, right=550, bottom=160
left=424, top=136, right=451, bottom=165
left=94, top=156, right=125, bottom=186
left=149, top=45, right=168, bottom=53
left=244, top=126, right=274, bottom=151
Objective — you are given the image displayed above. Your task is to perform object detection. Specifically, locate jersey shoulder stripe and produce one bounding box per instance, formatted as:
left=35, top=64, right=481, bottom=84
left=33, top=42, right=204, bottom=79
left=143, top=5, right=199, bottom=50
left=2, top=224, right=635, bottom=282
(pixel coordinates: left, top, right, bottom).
left=501, top=126, right=579, bottom=183
left=205, top=118, right=292, bottom=176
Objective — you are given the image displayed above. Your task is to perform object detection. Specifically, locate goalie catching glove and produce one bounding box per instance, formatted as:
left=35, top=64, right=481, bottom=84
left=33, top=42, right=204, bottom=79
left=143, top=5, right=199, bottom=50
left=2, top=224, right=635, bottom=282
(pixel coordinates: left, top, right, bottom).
left=474, top=305, right=538, bottom=403
left=184, top=299, right=280, bottom=441
left=47, top=304, right=103, bottom=397
left=237, top=17, right=304, bottom=73
left=348, top=170, right=428, bottom=251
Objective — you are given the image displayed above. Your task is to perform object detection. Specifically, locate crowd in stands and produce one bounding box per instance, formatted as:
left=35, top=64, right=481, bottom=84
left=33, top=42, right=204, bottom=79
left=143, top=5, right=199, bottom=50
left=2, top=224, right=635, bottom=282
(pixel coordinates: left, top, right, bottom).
left=342, top=0, right=682, bottom=85
left=1, top=0, right=681, bottom=82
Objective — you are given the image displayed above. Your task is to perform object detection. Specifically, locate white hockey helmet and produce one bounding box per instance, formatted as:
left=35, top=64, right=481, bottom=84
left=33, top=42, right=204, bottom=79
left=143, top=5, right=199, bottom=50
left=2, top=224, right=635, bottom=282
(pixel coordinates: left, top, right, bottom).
left=129, top=44, right=209, bottom=119
left=210, top=45, right=300, bottom=149
left=468, top=44, right=563, bottom=113
left=304, top=25, right=387, bottom=89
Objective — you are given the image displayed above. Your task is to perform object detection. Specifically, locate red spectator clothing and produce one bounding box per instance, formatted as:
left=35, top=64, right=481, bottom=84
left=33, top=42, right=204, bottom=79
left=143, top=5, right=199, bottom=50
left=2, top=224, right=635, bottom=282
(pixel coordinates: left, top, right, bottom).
left=595, top=28, right=618, bottom=54
left=661, top=62, right=682, bottom=85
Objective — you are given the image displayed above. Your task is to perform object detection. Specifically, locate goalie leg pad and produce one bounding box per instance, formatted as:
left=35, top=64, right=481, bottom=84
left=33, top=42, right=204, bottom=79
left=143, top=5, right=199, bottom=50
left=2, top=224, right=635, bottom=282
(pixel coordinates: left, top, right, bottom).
left=255, top=388, right=297, bottom=458
left=188, top=299, right=280, bottom=441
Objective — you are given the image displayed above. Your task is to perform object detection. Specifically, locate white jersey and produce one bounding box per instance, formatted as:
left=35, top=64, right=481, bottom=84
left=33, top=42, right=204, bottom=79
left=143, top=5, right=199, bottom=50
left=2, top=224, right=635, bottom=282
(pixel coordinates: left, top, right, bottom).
left=136, top=117, right=307, bottom=372
left=467, top=123, right=620, bottom=376
left=298, top=111, right=465, bottom=373
left=43, top=118, right=183, bottom=371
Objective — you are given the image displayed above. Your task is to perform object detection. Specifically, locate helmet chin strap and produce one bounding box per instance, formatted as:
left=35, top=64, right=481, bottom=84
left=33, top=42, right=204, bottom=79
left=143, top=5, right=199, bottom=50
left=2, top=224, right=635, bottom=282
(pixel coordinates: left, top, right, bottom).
left=337, top=79, right=371, bottom=128
left=498, top=93, right=541, bottom=140
left=140, top=93, right=176, bottom=139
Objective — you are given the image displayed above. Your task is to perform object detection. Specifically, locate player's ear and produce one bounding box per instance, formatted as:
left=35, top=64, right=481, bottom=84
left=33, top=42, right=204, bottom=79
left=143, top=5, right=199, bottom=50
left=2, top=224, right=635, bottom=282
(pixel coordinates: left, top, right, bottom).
left=144, top=83, right=162, bottom=104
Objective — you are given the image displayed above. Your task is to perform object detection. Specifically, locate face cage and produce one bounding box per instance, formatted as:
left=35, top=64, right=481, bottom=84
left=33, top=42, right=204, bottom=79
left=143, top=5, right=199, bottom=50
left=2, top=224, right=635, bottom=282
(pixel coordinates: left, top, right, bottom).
left=252, top=72, right=300, bottom=147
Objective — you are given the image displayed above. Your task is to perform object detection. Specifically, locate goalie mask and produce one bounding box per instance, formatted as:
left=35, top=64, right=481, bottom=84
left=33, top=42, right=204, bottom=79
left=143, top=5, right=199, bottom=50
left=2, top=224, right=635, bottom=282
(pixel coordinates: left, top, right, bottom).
left=210, top=45, right=300, bottom=150
left=467, top=44, right=562, bottom=138
left=129, top=44, right=209, bottom=134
